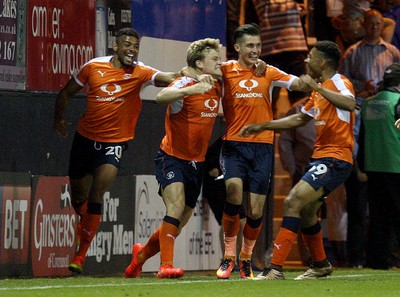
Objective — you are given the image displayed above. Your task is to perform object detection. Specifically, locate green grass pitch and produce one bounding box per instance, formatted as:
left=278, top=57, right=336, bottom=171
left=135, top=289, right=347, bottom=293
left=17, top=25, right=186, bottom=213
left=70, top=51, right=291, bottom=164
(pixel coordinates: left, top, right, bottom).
left=1, top=268, right=400, bottom=297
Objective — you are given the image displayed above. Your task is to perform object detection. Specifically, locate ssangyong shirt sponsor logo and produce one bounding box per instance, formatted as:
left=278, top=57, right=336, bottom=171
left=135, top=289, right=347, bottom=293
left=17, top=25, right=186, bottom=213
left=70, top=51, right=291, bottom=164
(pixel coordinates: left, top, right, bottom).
left=236, top=79, right=263, bottom=98
left=201, top=98, right=219, bottom=117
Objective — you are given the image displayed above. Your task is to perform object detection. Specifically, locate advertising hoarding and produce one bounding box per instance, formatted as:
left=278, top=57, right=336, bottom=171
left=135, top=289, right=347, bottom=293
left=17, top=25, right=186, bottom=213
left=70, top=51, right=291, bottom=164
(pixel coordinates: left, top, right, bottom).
left=26, top=0, right=95, bottom=91
left=0, top=0, right=26, bottom=90
left=0, top=172, right=31, bottom=277
left=30, top=176, right=76, bottom=277
left=135, top=175, right=222, bottom=272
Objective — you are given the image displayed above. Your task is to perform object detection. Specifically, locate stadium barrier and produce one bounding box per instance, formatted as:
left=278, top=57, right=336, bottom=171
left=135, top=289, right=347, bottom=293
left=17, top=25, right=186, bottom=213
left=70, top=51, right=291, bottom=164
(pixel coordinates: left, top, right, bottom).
left=0, top=173, right=222, bottom=277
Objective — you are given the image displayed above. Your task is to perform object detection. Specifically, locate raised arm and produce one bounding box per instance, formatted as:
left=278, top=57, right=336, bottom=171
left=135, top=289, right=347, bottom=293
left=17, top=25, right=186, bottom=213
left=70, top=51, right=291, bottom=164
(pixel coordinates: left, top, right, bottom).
left=156, top=81, right=213, bottom=104
left=300, top=74, right=356, bottom=111
left=54, top=78, right=82, bottom=138
left=239, top=112, right=312, bottom=137
left=289, top=76, right=313, bottom=93
left=154, top=71, right=181, bottom=87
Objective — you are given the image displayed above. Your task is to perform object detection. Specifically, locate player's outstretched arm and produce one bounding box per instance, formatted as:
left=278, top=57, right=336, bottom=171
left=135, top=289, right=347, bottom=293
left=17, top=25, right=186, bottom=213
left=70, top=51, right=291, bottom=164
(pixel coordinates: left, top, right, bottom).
left=156, top=81, right=213, bottom=104
left=154, top=71, right=181, bottom=87
left=239, top=113, right=311, bottom=137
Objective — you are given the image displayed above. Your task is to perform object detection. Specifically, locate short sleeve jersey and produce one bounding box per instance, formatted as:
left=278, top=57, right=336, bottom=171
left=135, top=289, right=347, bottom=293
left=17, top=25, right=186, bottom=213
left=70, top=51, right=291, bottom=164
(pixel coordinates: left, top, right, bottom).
left=74, top=56, right=159, bottom=142
left=301, top=73, right=355, bottom=163
left=221, top=61, right=297, bottom=143
left=160, top=77, right=222, bottom=162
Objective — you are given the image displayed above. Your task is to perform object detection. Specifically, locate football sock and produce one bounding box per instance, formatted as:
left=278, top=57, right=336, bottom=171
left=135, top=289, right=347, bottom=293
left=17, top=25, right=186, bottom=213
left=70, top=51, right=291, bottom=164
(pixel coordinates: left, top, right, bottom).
left=222, top=212, right=241, bottom=258
left=72, top=200, right=88, bottom=246
left=270, top=216, right=300, bottom=267
left=75, top=203, right=102, bottom=259
left=159, top=216, right=180, bottom=267
left=140, top=228, right=160, bottom=264
left=301, top=222, right=327, bottom=263
left=240, top=218, right=262, bottom=260
left=224, top=235, right=238, bottom=259
left=240, top=238, right=256, bottom=260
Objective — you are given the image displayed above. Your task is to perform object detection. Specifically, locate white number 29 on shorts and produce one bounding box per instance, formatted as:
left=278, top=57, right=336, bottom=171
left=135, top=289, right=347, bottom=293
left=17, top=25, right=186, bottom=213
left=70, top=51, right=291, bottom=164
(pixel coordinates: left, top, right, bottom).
left=309, top=164, right=327, bottom=181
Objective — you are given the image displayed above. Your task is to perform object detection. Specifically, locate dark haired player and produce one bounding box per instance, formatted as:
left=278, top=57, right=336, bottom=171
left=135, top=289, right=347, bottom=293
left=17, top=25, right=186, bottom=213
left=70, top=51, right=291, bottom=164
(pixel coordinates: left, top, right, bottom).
left=54, top=27, right=181, bottom=273
left=240, top=40, right=356, bottom=280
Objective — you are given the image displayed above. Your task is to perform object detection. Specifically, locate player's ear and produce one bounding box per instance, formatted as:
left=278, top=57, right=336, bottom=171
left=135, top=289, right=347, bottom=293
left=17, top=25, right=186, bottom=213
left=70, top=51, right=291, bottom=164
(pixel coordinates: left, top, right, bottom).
left=195, top=59, right=203, bottom=70
left=112, top=41, right=118, bottom=52
left=234, top=43, right=240, bottom=53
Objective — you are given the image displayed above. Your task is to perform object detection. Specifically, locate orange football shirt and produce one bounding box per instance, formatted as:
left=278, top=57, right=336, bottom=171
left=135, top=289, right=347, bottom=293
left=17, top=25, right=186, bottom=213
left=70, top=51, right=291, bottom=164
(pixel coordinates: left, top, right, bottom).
left=74, top=56, right=159, bottom=142
left=221, top=61, right=297, bottom=143
left=160, top=77, right=222, bottom=162
left=302, top=73, right=355, bottom=163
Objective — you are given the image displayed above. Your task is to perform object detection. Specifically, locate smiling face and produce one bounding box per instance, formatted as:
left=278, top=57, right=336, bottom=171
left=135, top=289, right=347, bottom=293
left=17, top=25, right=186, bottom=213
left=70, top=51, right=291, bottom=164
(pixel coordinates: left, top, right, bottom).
left=305, top=47, right=323, bottom=79
left=197, top=48, right=222, bottom=79
left=113, top=35, right=139, bottom=68
left=235, top=34, right=262, bottom=68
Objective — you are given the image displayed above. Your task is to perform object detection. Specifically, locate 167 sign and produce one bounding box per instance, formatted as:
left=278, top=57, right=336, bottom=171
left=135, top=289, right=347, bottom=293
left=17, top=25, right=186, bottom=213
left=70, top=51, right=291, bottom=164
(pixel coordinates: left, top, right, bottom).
left=0, top=40, right=16, bottom=62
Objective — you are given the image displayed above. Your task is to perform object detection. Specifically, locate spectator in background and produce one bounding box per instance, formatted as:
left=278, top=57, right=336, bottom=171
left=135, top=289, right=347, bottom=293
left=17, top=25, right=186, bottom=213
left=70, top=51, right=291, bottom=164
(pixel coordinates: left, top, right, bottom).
left=340, top=9, right=400, bottom=100
left=332, top=1, right=395, bottom=53
left=252, top=0, right=309, bottom=117
left=339, top=9, right=399, bottom=268
left=360, top=63, right=400, bottom=269
left=383, top=0, right=400, bottom=49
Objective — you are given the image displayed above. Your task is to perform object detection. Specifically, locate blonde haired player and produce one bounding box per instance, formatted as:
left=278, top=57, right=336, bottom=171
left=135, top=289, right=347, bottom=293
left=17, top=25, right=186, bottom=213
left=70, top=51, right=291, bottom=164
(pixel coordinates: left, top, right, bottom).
left=125, top=38, right=223, bottom=278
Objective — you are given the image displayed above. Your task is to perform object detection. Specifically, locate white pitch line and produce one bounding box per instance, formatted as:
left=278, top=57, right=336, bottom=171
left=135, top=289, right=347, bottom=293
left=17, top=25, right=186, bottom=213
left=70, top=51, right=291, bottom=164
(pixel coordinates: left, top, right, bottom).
left=0, top=272, right=398, bottom=291
left=0, top=279, right=241, bottom=291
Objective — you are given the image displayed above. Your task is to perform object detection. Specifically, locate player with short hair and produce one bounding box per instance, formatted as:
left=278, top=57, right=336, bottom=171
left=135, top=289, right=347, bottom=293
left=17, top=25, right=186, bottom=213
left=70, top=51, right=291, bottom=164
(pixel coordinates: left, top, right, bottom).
left=216, top=23, right=309, bottom=279
left=124, top=38, right=222, bottom=279
left=54, top=27, right=181, bottom=274
left=240, top=40, right=356, bottom=280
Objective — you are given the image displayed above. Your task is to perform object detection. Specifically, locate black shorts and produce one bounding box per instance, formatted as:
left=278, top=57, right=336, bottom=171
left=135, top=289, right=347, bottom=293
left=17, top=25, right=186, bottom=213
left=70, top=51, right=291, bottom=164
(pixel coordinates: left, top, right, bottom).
left=221, top=141, right=273, bottom=195
left=155, top=149, right=204, bottom=209
left=302, top=157, right=353, bottom=200
left=68, top=132, right=128, bottom=179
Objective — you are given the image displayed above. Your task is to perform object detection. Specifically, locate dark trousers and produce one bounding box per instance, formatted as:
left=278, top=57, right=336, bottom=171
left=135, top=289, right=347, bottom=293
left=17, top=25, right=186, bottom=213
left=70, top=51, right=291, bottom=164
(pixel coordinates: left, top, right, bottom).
left=366, top=172, right=400, bottom=269
left=345, top=172, right=368, bottom=267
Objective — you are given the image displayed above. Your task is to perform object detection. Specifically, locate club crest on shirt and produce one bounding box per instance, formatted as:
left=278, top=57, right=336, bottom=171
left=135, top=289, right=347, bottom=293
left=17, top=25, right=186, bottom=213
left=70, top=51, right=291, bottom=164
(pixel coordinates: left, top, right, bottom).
left=166, top=171, right=175, bottom=179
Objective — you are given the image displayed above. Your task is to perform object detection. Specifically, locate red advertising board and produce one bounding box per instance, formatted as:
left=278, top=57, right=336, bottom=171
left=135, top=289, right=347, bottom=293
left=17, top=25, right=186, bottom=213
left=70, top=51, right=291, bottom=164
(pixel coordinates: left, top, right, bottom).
left=31, top=176, right=76, bottom=277
left=26, top=1, right=95, bottom=91
left=0, top=172, right=31, bottom=277
left=0, top=186, right=31, bottom=264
